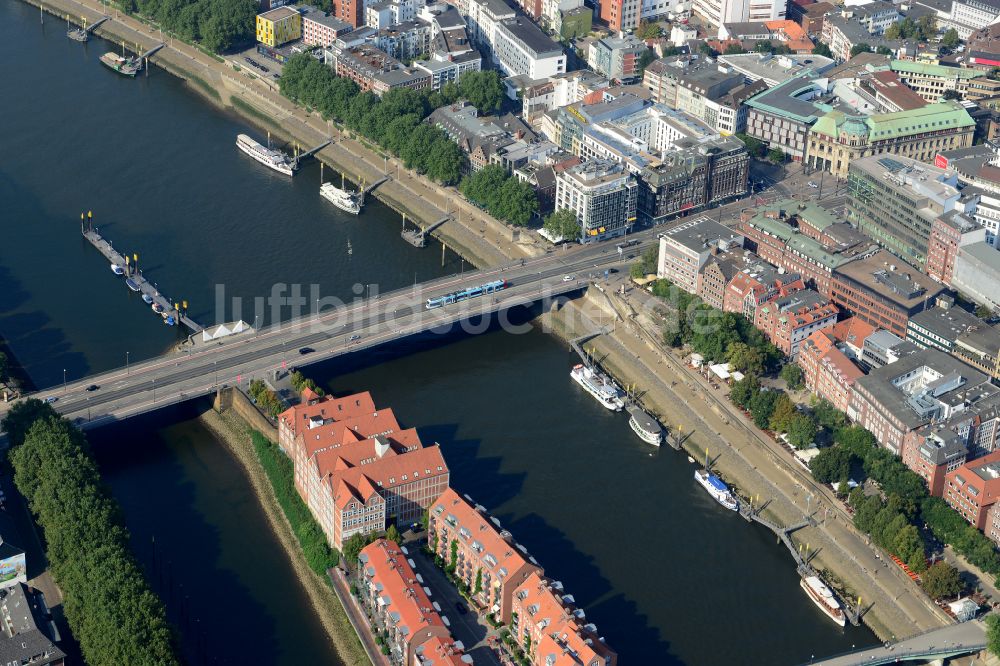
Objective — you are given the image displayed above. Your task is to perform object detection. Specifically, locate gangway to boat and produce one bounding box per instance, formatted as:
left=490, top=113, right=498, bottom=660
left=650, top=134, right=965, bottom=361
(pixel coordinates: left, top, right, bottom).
left=137, top=43, right=165, bottom=61
left=291, top=140, right=332, bottom=169
left=402, top=215, right=450, bottom=248
left=67, top=15, right=108, bottom=42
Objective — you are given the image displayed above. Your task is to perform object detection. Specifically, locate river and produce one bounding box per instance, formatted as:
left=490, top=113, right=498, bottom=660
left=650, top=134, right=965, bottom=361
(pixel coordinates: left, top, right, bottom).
left=1, top=1, right=878, bottom=663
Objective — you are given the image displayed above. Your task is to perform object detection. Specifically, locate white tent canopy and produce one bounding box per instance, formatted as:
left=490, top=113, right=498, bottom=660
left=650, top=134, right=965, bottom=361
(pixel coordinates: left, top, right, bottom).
left=201, top=320, right=251, bottom=343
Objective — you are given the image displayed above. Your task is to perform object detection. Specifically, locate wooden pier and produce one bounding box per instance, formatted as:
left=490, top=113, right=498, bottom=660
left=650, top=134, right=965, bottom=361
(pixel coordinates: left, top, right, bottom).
left=81, top=219, right=203, bottom=333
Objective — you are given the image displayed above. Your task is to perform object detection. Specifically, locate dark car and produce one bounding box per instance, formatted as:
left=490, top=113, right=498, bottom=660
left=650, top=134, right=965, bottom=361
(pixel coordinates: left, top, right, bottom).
left=86, top=384, right=99, bottom=392
left=298, top=347, right=314, bottom=355
left=243, top=56, right=254, bottom=64
left=259, top=65, right=270, bottom=73
left=455, top=602, right=468, bottom=615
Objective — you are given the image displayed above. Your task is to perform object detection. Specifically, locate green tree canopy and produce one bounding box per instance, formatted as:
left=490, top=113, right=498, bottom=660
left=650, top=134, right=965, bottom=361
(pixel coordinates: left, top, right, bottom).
left=458, top=71, right=505, bottom=114
left=850, top=43, right=872, bottom=57
left=988, top=615, right=1000, bottom=657
left=812, top=42, right=833, bottom=58
left=635, top=20, right=661, bottom=39
left=543, top=209, right=581, bottom=242
left=769, top=393, right=797, bottom=433
left=725, top=342, right=765, bottom=376
left=734, top=133, right=765, bottom=158
left=385, top=524, right=401, bottom=544
left=921, top=561, right=963, bottom=599
left=787, top=413, right=818, bottom=449
left=810, top=446, right=853, bottom=484
left=780, top=363, right=804, bottom=390
left=750, top=389, right=780, bottom=429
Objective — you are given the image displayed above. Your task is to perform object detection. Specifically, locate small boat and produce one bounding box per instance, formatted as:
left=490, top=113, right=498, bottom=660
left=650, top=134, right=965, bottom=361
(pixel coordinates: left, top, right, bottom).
left=110, top=263, right=124, bottom=275
left=800, top=576, right=846, bottom=627
left=125, top=278, right=140, bottom=292
left=627, top=405, right=663, bottom=446
left=687, top=456, right=696, bottom=464
left=152, top=303, right=164, bottom=313
left=164, top=315, right=176, bottom=326
left=320, top=182, right=362, bottom=214
left=100, top=51, right=140, bottom=77
left=694, top=469, right=739, bottom=511
left=142, top=294, right=154, bottom=305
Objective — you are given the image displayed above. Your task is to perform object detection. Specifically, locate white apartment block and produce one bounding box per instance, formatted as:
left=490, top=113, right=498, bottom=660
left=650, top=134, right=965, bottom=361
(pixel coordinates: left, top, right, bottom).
left=466, top=0, right=515, bottom=62
left=556, top=160, right=638, bottom=242
left=693, top=0, right=784, bottom=28
left=493, top=16, right=566, bottom=78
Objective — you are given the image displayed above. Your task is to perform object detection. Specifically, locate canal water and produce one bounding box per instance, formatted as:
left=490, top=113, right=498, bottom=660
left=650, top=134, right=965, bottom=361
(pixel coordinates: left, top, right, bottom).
left=1, top=1, right=879, bottom=663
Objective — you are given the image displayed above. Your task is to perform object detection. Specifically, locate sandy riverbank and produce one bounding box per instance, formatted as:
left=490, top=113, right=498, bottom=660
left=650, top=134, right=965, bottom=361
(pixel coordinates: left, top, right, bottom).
left=197, top=407, right=371, bottom=666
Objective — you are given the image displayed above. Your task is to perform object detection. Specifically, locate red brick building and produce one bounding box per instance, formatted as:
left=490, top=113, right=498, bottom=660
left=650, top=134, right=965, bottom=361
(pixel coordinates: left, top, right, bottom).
left=798, top=331, right=864, bottom=412
left=355, top=539, right=464, bottom=664
left=428, top=489, right=541, bottom=623
left=925, top=211, right=986, bottom=285
left=279, top=392, right=450, bottom=550
left=510, top=572, right=618, bottom=666
left=753, top=290, right=838, bottom=357
left=944, top=450, right=1000, bottom=529
left=333, top=0, right=363, bottom=28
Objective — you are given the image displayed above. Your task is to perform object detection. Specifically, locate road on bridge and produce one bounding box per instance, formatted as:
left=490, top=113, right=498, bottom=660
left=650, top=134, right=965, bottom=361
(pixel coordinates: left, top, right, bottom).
left=807, top=620, right=986, bottom=665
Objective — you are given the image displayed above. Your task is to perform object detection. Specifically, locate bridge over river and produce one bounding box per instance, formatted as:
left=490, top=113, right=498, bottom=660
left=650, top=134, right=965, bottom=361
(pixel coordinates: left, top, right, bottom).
left=805, top=620, right=987, bottom=665
left=0, top=231, right=657, bottom=431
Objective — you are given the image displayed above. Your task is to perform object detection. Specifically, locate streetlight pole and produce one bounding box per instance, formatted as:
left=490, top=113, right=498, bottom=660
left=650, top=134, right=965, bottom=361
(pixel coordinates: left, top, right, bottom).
left=63, top=369, right=67, bottom=394
left=126, top=351, right=130, bottom=375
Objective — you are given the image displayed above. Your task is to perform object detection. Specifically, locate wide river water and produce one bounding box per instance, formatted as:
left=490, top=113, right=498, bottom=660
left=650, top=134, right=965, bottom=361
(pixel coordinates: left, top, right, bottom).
left=1, top=2, right=878, bottom=662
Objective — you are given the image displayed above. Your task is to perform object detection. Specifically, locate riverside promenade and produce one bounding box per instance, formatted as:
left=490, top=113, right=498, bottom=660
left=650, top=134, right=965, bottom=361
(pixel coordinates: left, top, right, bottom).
left=32, top=0, right=537, bottom=268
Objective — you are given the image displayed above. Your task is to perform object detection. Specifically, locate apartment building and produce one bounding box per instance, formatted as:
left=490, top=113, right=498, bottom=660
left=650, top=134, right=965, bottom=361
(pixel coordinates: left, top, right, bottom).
left=944, top=450, right=1000, bottom=529
left=753, top=289, right=839, bottom=357
left=954, top=241, right=1000, bottom=312
left=692, top=0, right=786, bottom=29
left=493, top=17, right=565, bottom=78
left=589, top=34, right=646, bottom=83
left=906, top=301, right=984, bottom=353
left=428, top=489, right=541, bottom=623
left=889, top=60, right=982, bottom=103
left=798, top=330, right=865, bottom=412
left=510, top=572, right=618, bottom=666
left=555, top=160, right=637, bottom=243
left=744, top=73, right=830, bottom=161
left=279, top=392, right=450, bottom=550
left=926, top=211, right=986, bottom=284
left=656, top=217, right=745, bottom=293
left=256, top=6, right=301, bottom=47
left=302, top=9, right=352, bottom=46
left=466, top=0, right=516, bottom=63
left=723, top=264, right=805, bottom=320
left=356, top=539, right=464, bottom=664
left=330, top=43, right=431, bottom=95
left=848, top=347, right=992, bottom=453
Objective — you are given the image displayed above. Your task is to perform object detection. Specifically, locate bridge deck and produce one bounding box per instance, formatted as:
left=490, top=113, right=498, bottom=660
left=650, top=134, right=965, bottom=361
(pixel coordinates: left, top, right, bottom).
left=807, top=620, right=985, bottom=665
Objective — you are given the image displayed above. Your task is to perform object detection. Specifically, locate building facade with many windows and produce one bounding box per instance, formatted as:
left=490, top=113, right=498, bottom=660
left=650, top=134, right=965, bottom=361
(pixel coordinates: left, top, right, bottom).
left=556, top=160, right=637, bottom=243
left=256, top=6, right=302, bottom=47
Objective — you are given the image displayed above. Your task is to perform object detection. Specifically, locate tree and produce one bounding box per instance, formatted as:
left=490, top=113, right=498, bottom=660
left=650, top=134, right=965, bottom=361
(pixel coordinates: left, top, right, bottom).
left=812, top=42, right=833, bottom=58
left=635, top=20, right=661, bottom=39
left=638, top=48, right=657, bottom=76
left=699, top=42, right=717, bottom=57
left=810, top=447, right=853, bottom=484
left=988, top=614, right=1000, bottom=657
left=385, top=524, right=401, bottom=544
left=976, top=304, right=993, bottom=318
left=750, top=389, right=780, bottom=429
left=921, top=562, right=962, bottom=599
left=769, top=393, right=797, bottom=433
left=734, top=133, right=764, bottom=158
left=343, top=532, right=377, bottom=565
left=730, top=375, right=760, bottom=409
left=885, top=22, right=901, bottom=40
left=458, top=70, right=505, bottom=114
left=942, top=89, right=962, bottom=100
left=725, top=342, right=765, bottom=375
left=787, top=413, right=818, bottom=449
left=875, top=46, right=893, bottom=56
left=474, top=568, right=483, bottom=594
left=917, top=14, right=938, bottom=40
left=780, top=364, right=804, bottom=391
left=543, top=209, right=581, bottom=241
left=631, top=246, right=658, bottom=278
left=850, top=43, right=872, bottom=57
left=725, top=43, right=746, bottom=55
left=812, top=399, right=846, bottom=431
left=495, top=177, right=539, bottom=226
left=767, top=148, right=785, bottom=164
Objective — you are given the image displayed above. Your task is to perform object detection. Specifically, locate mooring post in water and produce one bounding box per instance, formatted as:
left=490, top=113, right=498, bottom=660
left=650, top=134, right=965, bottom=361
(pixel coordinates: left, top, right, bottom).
left=441, top=242, right=446, bottom=266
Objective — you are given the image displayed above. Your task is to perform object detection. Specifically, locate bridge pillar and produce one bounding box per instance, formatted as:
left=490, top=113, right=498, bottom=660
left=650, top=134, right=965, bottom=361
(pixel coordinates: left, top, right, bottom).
left=213, top=386, right=233, bottom=413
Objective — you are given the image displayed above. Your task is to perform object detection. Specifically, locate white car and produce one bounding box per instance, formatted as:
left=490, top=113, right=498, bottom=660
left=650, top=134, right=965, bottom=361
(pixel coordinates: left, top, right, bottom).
left=808, top=181, right=819, bottom=188
left=563, top=275, right=574, bottom=281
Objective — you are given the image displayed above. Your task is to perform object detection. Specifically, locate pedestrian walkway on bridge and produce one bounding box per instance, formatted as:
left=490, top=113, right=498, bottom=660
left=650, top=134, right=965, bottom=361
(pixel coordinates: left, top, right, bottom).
left=805, top=619, right=986, bottom=665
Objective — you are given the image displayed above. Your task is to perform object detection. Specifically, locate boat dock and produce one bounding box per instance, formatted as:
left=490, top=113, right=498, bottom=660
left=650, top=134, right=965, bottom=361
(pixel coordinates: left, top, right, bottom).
left=291, top=139, right=332, bottom=170
left=738, top=500, right=862, bottom=627
left=80, top=218, right=203, bottom=333
left=401, top=214, right=449, bottom=248
left=67, top=15, right=108, bottom=42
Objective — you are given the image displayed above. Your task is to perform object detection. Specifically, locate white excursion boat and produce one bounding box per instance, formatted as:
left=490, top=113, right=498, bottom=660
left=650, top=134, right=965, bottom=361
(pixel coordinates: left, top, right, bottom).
left=800, top=576, right=846, bottom=627
left=570, top=364, right=624, bottom=411
left=236, top=134, right=294, bottom=176
left=627, top=405, right=663, bottom=446
left=110, top=263, right=124, bottom=275
left=694, top=469, right=739, bottom=511
left=320, top=182, right=361, bottom=214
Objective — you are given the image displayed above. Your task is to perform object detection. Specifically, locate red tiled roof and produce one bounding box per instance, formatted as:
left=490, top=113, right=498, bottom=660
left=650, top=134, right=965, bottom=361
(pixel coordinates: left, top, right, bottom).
left=360, top=539, right=446, bottom=640
left=279, top=391, right=377, bottom=436
left=831, top=317, right=876, bottom=349
left=414, top=636, right=468, bottom=665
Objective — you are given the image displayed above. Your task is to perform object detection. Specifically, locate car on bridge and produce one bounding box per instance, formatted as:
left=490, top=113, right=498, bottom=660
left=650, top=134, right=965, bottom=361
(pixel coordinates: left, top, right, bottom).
left=86, top=384, right=99, bottom=392
left=348, top=335, right=361, bottom=342
left=298, top=347, right=314, bottom=355
left=43, top=397, right=57, bottom=404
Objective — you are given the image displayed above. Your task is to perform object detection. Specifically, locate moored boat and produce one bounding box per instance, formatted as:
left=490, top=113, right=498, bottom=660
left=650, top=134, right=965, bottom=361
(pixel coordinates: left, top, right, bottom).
left=800, top=576, right=846, bottom=627
left=320, top=182, right=361, bottom=214
left=570, top=364, right=624, bottom=411
left=152, top=303, right=164, bottom=313
left=110, top=263, right=124, bottom=275
left=100, top=52, right=140, bottom=77
left=163, top=315, right=176, bottom=326
left=694, top=469, right=738, bottom=511
left=236, top=134, right=294, bottom=176
left=142, top=294, right=154, bottom=304
left=125, top=278, right=141, bottom=292
left=627, top=405, right=663, bottom=446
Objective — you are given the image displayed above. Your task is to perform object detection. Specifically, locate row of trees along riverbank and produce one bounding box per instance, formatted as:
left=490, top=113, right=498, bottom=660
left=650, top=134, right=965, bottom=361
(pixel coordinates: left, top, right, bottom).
left=2, top=400, right=178, bottom=666
left=278, top=54, right=540, bottom=224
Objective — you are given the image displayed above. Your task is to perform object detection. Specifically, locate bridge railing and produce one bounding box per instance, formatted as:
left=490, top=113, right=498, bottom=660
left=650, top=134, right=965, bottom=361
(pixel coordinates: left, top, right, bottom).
left=802, top=640, right=987, bottom=666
